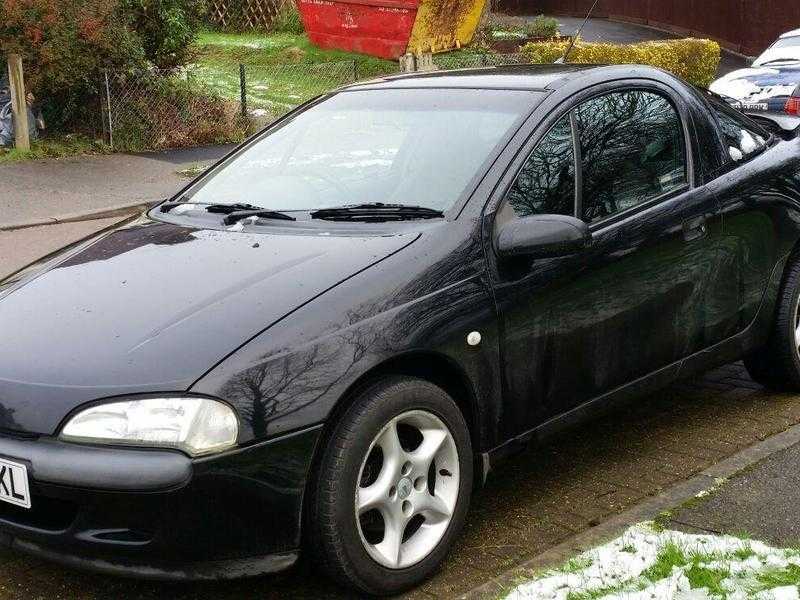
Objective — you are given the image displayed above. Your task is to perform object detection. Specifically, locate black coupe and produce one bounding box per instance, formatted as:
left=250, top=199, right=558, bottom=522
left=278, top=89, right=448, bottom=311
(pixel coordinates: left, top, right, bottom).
left=1, top=64, right=799, bottom=595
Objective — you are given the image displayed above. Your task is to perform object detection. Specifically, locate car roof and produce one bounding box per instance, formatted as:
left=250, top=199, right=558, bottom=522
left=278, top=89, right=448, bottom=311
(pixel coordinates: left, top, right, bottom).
left=344, top=64, right=640, bottom=93
left=780, top=28, right=800, bottom=39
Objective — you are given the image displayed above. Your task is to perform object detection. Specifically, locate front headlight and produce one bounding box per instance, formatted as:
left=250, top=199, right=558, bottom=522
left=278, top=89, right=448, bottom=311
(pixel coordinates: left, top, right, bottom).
left=59, top=397, right=239, bottom=457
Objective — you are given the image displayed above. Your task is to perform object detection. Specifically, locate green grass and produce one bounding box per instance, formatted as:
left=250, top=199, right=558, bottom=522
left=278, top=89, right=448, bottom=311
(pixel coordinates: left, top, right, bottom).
left=192, top=31, right=398, bottom=117
left=684, top=562, right=730, bottom=596
left=175, top=162, right=209, bottom=178
left=754, top=563, right=800, bottom=589
left=0, top=135, right=108, bottom=163
left=559, top=556, right=593, bottom=573
left=642, top=542, right=689, bottom=581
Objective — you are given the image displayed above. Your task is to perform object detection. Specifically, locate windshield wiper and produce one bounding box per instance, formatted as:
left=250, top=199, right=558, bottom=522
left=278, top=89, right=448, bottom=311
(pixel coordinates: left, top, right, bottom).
left=759, top=58, right=800, bottom=65
left=159, top=201, right=295, bottom=224
left=221, top=208, right=296, bottom=225
left=160, top=201, right=263, bottom=214
left=310, top=203, right=444, bottom=222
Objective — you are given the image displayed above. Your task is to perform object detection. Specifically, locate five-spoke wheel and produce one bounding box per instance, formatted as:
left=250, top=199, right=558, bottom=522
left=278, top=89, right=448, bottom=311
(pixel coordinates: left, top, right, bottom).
left=309, top=377, right=472, bottom=595
left=356, top=410, right=459, bottom=569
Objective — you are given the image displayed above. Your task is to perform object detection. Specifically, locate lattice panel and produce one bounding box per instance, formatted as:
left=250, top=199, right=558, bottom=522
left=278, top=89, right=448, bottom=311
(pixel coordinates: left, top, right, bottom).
left=208, top=0, right=292, bottom=30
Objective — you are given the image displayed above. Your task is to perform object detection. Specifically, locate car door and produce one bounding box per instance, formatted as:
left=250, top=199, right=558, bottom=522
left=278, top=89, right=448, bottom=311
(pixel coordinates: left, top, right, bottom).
left=489, top=84, right=726, bottom=432
left=704, top=96, right=791, bottom=333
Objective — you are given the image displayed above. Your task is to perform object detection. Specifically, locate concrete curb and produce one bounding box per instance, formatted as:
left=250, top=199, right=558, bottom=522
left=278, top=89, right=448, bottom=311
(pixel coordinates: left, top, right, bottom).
left=463, top=421, right=800, bottom=599
left=0, top=200, right=154, bottom=232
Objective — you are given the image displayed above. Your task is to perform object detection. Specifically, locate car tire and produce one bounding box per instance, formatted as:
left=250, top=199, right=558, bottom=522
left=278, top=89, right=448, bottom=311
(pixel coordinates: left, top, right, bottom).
left=307, top=376, right=473, bottom=596
left=744, top=254, right=800, bottom=391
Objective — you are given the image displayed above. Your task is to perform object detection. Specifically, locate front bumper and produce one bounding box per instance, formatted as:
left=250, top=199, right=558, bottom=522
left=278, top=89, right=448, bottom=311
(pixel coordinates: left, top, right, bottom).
left=0, top=426, right=322, bottom=580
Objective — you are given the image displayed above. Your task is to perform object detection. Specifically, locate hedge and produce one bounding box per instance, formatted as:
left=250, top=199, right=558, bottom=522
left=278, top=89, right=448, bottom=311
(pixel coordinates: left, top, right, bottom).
left=520, top=38, right=721, bottom=88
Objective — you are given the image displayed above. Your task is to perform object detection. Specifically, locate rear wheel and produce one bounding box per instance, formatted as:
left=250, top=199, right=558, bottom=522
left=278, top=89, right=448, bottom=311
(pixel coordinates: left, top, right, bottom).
left=744, top=255, right=800, bottom=391
left=308, top=377, right=472, bottom=595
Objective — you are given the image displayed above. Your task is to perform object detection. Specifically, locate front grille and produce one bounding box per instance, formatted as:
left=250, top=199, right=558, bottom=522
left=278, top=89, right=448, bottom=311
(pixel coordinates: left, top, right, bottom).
left=0, top=494, right=78, bottom=531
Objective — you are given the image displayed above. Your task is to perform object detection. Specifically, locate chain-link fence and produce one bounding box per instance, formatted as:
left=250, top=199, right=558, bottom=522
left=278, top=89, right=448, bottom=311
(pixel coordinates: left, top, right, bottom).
left=101, top=52, right=530, bottom=152
left=102, top=60, right=401, bottom=152
left=431, top=51, right=532, bottom=70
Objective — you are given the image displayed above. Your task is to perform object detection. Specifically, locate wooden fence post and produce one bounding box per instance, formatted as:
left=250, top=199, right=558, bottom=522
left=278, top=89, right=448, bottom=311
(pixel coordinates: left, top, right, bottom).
left=7, top=54, right=30, bottom=152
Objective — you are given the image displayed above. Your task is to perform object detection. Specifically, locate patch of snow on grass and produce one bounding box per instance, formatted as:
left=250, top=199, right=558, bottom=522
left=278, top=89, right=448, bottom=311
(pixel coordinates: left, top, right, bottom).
left=506, top=523, right=800, bottom=600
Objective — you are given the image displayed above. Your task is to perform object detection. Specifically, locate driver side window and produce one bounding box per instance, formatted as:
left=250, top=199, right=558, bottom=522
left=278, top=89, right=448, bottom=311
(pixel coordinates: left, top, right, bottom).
left=500, top=114, right=576, bottom=220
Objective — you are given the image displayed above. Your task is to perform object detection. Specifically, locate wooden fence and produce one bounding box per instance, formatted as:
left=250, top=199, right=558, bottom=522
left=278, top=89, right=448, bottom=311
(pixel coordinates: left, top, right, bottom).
left=495, top=0, right=800, bottom=56
left=208, top=0, right=292, bottom=30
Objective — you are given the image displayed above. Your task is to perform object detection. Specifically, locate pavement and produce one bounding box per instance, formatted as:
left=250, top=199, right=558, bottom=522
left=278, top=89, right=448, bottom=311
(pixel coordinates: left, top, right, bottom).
left=669, top=437, right=800, bottom=547
left=0, top=144, right=235, bottom=230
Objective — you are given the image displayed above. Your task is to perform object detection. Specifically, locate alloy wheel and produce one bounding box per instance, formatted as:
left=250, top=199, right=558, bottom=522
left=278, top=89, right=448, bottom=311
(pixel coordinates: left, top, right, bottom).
left=354, top=410, right=460, bottom=569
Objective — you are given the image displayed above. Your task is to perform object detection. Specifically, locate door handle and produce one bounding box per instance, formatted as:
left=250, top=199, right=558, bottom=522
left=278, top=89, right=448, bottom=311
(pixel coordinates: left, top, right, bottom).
left=683, top=216, right=708, bottom=242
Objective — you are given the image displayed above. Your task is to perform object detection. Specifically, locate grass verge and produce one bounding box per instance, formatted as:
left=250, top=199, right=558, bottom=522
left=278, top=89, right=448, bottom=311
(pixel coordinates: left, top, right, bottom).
left=0, top=135, right=108, bottom=164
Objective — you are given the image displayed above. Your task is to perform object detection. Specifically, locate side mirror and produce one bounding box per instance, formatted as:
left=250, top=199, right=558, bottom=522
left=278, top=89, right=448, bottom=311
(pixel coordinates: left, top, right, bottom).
left=495, top=214, right=591, bottom=259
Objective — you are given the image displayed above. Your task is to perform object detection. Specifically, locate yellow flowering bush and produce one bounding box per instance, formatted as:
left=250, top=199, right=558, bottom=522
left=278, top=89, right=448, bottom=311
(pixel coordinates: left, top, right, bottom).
left=520, top=38, right=721, bottom=88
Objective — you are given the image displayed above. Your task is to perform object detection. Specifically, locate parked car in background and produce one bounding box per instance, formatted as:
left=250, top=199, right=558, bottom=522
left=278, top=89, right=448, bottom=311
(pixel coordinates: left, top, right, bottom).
left=2, top=64, right=800, bottom=595
left=711, top=28, right=800, bottom=136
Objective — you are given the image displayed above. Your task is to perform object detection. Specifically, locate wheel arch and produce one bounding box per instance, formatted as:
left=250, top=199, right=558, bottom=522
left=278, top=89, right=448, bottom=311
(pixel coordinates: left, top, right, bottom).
left=301, top=350, right=484, bottom=548
left=325, top=350, right=481, bottom=452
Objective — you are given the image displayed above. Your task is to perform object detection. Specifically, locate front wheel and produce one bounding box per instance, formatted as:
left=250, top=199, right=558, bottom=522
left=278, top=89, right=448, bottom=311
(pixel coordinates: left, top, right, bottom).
left=308, top=377, right=473, bottom=595
left=744, top=254, right=800, bottom=391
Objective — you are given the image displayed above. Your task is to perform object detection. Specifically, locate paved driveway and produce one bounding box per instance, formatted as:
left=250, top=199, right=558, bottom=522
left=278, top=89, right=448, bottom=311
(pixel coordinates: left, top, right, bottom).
left=1, top=221, right=798, bottom=599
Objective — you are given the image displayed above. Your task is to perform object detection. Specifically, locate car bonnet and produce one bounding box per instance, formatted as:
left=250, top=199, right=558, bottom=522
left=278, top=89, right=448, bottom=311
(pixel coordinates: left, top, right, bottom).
left=0, top=217, right=418, bottom=435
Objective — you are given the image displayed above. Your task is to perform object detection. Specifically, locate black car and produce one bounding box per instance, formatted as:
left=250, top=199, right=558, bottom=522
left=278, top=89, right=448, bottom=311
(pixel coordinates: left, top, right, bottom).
left=1, top=64, right=800, bottom=595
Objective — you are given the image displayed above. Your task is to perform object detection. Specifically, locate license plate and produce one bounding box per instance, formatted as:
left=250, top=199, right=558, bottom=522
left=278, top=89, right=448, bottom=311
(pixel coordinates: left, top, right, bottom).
left=0, top=458, right=31, bottom=509
left=741, top=102, right=769, bottom=111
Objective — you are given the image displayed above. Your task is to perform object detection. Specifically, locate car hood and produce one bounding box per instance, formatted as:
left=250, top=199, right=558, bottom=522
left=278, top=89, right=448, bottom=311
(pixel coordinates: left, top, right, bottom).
left=710, top=66, right=800, bottom=103
left=0, top=218, right=417, bottom=435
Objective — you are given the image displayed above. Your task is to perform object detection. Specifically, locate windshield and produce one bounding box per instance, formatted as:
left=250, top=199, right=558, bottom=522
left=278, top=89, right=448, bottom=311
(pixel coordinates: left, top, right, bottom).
left=754, top=36, right=800, bottom=66
left=183, top=88, right=534, bottom=214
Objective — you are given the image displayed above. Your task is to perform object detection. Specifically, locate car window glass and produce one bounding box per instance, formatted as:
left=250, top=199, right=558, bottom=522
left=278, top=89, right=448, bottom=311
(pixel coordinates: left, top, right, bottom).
left=501, top=114, right=575, bottom=219
left=576, top=90, right=687, bottom=223
left=712, top=104, right=767, bottom=162
left=186, top=89, right=533, bottom=213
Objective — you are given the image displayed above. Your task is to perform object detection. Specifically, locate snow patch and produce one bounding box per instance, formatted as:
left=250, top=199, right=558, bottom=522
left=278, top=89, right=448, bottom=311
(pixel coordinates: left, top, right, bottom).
left=506, top=523, right=800, bottom=600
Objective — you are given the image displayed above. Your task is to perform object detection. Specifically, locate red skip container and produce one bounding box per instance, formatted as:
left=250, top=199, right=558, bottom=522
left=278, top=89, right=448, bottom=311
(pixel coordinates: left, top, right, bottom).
left=297, top=0, right=486, bottom=60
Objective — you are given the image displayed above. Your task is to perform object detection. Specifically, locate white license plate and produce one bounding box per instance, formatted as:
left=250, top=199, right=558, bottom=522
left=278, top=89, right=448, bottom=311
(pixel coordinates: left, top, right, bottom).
left=0, top=458, right=31, bottom=509
left=741, top=102, right=769, bottom=111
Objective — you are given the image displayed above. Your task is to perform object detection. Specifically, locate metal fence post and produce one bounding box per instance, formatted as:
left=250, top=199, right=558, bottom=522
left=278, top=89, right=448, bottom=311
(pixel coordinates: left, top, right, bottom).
left=239, top=64, right=247, bottom=119
left=103, top=71, right=114, bottom=150
left=352, top=60, right=358, bottom=83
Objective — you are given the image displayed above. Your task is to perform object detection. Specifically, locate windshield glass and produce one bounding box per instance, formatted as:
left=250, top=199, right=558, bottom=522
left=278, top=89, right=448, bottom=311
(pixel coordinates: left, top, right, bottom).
left=754, top=36, right=800, bottom=65
left=184, top=88, right=534, bottom=214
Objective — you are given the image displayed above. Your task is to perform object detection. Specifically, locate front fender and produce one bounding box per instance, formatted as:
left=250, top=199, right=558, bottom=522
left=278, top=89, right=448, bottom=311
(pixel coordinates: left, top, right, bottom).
left=192, top=273, right=502, bottom=450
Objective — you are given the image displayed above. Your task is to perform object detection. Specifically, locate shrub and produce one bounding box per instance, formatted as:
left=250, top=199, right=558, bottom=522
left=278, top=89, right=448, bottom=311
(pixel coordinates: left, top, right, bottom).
left=110, top=75, right=247, bottom=151
left=523, top=15, right=559, bottom=39
left=121, top=0, right=207, bottom=71
left=520, top=38, right=721, bottom=87
left=0, top=0, right=145, bottom=129
left=272, top=1, right=304, bottom=34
